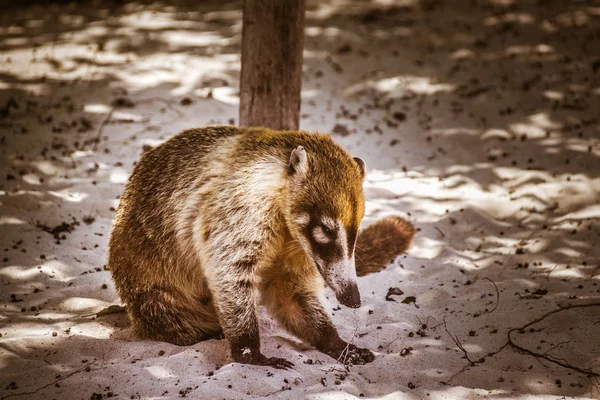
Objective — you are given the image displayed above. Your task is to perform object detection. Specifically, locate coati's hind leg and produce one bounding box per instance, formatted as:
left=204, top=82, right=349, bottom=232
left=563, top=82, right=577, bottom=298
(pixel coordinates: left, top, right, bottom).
left=127, top=285, right=222, bottom=346
left=261, top=270, right=375, bottom=365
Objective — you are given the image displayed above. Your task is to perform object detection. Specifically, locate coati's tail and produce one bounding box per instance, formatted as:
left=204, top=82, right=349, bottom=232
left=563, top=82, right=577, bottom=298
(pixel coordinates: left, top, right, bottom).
left=355, top=216, right=415, bottom=277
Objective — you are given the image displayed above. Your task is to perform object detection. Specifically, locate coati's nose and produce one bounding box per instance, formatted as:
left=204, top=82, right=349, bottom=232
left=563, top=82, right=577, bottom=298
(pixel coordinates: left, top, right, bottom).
left=338, top=282, right=361, bottom=308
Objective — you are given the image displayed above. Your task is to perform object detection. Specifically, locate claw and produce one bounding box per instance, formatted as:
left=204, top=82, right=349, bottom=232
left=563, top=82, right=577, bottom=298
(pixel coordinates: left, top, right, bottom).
left=232, top=350, right=295, bottom=370
left=267, top=357, right=295, bottom=370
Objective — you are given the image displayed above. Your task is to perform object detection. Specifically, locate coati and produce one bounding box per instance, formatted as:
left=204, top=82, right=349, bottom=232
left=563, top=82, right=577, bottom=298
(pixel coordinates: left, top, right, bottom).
left=108, top=126, right=415, bottom=369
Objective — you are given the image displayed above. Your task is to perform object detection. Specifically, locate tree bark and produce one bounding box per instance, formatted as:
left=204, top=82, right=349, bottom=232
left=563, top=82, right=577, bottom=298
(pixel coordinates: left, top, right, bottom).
left=239, top=0, right=306, bottom=131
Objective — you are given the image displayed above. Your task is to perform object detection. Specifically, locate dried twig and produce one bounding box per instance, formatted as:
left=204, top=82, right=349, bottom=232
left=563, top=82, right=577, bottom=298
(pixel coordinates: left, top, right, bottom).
left=542, top=340, right=570, bottom=356
left=546, top=264, right=558, bottom=280
left=0, top=361, right=97, bottom=400
left=440, top=363, right=471, bottom=385
left=136, top=97, right=183, bottom=117
left=429, top=318, right=447, bottom=331
left=442, top=303, right=600, bottom=385
left=434, top=226, right=445, bottom=238
left=415, top=315, right=435, bottom=328
left=443, top=321, right=474, bottom=364
left=86, top=96, right=182, bottom=151
left=440, top=341, right=510, bottom=385
left=382, top=336, right=401, bottom=350
left=337, top=321, right=361, bottom=367
left=507, top=303, right=600, bottom=377
left=88, top=106, right=115, bottom=151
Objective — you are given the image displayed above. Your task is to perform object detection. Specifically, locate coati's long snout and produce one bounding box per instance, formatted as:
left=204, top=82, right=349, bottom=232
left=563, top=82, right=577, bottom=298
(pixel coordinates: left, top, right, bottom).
left=320, top=258, right=361, bottom=308
left=336, top=281, right=361, bottom=308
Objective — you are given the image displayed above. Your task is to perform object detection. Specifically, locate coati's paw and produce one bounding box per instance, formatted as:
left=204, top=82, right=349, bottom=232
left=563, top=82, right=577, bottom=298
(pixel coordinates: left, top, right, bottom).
left=233, top=351, right=295, bottom=370
left=336, top=344, right=375, bottom=365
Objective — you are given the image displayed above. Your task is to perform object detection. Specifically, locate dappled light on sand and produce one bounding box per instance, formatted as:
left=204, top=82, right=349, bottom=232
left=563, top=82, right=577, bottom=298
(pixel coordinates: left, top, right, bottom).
left=1, top=0, right=599, bottom=399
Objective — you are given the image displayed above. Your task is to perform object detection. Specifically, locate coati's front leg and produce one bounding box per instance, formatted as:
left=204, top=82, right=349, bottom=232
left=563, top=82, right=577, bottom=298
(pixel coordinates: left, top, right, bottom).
left=203, top=255, right=294, bottom=370
left=262, top=270, right=375, bottom=365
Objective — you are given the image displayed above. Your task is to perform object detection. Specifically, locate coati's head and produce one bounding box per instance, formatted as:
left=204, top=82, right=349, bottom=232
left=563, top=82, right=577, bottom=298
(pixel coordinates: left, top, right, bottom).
left=286, top=144, right=366, bottom=308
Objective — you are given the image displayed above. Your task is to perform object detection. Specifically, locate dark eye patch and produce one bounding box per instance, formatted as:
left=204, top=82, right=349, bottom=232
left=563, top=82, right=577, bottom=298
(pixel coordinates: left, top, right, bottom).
left=303, top=215, right=342, bottom=264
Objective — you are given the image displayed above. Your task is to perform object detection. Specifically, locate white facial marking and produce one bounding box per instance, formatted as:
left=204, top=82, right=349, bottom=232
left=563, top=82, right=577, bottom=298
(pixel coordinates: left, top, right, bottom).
left=321, top=216, right=336, bottom=231
left=294, top=213, right=310, bottom=226
left=337, top=224, right=349, bottom=260
left=312, top=225, right=330, bottom=244
left=325, top=255, right=358, bottom=299
left=314, top=219, right=357, bottom=297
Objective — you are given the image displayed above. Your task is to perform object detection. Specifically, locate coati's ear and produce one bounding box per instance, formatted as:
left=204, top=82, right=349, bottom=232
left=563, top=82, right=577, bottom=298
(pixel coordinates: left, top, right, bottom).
left=289, top=145, right=308, bottom=176
left=353, top=157, right=366, bottom=179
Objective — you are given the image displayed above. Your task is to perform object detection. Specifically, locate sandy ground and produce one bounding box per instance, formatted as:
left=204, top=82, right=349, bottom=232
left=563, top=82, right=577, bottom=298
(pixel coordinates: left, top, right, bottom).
left=1, top=0, right=600, bottom=399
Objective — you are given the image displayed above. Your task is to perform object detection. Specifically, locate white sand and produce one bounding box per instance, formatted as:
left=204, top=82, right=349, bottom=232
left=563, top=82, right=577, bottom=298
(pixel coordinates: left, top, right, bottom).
left=1, top=1, right=600, bottom=399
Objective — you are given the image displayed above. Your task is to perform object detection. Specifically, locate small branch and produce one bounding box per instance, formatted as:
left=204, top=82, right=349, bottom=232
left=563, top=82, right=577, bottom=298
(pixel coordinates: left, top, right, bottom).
left=507, top=303, right=600, bottom=378
left=429, top=318, right=447, bottom=331
left=382, top=336, right=401, bottom=350
left=483, top=342, right=509, bottom=361
left=337, top=342, right=352, bottom=365
left=85, top=97, right=182, bottom=151
left=441, top=303, right=600, bottom=385
left=88, top=106, right=115, bottom=151
left=440, top=341, right=510, bottom=385
left=0, top=361, right=97, bottom=400
left=434, top=226, right=445, bottom=238
left=337, top=322, right=360, bottom=368
left=443, top=321, right=474, bottom=364
left=440, top=363, right=471, bottom=385
left=136, top=97, right=183, bottom=117
left=415, top=315, right=435, bottom=328
left=542, top=340, right=570, bottom=356
left=513, top=303, right=600, bottom=332
left=546, top=264, right=558, bottom=281
left=483, top=277, right=500, bottom=313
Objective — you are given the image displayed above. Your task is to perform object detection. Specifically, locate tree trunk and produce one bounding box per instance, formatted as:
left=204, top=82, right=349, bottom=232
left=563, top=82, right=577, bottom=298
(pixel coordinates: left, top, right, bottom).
left=239, top=0, right=306, bottom=131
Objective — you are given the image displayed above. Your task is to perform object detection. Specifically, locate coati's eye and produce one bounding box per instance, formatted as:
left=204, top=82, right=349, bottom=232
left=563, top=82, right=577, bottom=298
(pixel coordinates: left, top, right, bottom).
left=321, top=225, right=334, bottom=237
left=319, top=217, right=337, bottom=239
left=312, top=225, right=333, bottom=244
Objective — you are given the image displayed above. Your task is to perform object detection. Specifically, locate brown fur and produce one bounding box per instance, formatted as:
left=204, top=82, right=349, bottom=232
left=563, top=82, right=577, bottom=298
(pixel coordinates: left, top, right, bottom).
left=355, top=216, right=415, bottom=277
left=107, top=126, right=413, bottom=368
